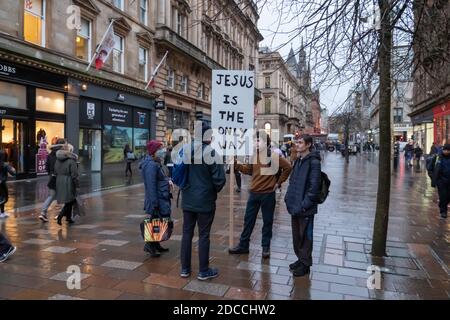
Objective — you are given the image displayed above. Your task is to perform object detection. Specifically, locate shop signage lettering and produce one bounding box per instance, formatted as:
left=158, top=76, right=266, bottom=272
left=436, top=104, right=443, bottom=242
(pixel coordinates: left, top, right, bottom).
left=109, top=107, right=128, bottom=123
left=0, top=64, right=16, bottom=76
left=211, top=70, right=254, bottom=156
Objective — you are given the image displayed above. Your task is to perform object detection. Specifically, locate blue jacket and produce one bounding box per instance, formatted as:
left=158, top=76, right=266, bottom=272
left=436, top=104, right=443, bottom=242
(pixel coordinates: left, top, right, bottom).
left=284, top=151, right=322, bottom=217
left=140, top=156, right=171, bottom=217
left=181, top=142, right=226, bottom=213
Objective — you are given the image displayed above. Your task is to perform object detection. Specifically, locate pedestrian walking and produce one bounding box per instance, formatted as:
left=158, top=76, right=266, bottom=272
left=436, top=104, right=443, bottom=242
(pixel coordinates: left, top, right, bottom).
left=429, top=142, right=439, bottom=156
left=427, top=143, right=450, bottom=219
left=140, top=140, right=172, bottom=257
left=124, top=144, right=134, bottom=177
left=404, top=141, right=414, bottom=166
left=39, top=137, right=66, bottom=222
left=284, top=135, right=322, bottom=277
left=0, top=150, right=16, bottom=218
left=0, top=233, right=16, bottom=263
left=55, top=143, right=79, bottom=225
left=228, top=132, right=292, bottom=259
left=180, top=122, right=226, bottom=280
left=414, top=143, right=423, bottom=171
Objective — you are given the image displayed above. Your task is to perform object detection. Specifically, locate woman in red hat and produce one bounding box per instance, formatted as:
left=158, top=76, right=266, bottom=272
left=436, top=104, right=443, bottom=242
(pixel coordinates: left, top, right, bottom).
left=139, top=140, right=172, bottom=257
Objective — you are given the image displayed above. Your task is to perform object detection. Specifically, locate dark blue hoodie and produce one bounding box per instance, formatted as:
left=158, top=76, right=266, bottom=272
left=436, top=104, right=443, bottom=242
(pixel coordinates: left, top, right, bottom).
left=140, top=155, right=171, bottom=217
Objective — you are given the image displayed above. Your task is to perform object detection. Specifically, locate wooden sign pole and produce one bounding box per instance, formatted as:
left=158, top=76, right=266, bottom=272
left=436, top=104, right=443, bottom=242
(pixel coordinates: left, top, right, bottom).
left=229, top=157, right=235, bottom=249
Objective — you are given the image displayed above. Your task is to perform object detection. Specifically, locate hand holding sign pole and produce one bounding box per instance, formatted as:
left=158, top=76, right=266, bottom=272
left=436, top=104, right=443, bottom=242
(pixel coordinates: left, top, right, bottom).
left=211, top=70, right=255, bottom=249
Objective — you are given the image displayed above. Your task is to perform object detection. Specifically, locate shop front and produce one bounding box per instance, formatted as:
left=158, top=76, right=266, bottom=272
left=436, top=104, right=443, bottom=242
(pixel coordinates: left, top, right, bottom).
left=411, top=108, right=434, bottom=154
left=0, top=59, right=67, bottom=179
left=433, top=101, right=450, bottom=146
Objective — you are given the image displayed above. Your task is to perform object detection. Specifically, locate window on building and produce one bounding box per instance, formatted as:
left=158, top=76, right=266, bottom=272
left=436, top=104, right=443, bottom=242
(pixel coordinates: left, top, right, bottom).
left=24, top=0, right=46, bottom=46
left=138, top=47, right=148, bottom=81
left=113, top=0, right=124, bottom=10
left=36, top=88, right=65, bottom=114
left=264, top=97, right=271, bottom=114
left=198, top=82, right=204, bottom=99
left=0, top=82, right=27, bottom=109
left=139, top=0, right=148, bottom=25
left=167, top=69, right=175, bottom=88
left=394, top=108, right=403, bottom=123
left=176, top=12, right=183, bottom=36
left=112, top=34, right=124, bottom=74
left=76, top=18, right=91, bottom=61
left=265, top=76, right=271, bottom=88
left=180, top=75, right=188, bottom=93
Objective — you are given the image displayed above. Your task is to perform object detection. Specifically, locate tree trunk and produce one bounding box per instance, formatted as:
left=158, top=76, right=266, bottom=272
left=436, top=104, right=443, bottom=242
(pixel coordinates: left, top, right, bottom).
left=371, top=0, right=392, bottom=257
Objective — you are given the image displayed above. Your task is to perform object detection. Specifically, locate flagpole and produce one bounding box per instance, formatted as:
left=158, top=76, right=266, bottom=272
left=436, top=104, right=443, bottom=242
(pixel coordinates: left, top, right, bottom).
left=85, top=19, right=115, bottom=72
left=145, top=50, right=169, bottom=90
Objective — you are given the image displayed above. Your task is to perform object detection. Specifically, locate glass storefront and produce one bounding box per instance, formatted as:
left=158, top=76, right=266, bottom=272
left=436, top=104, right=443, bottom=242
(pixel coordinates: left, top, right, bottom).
left=433, top=101, right=450, bottom=146
left=0, top=119, right=25, bottom=174
left=165, top=107, right=190, bottom=146
left=103, top=125, right=133, bottom=164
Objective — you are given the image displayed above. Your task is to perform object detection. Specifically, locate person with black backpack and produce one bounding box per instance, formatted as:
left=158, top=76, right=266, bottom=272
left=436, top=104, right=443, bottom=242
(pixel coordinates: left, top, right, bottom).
left=284, top=134, right=323, bottom=277
left=427, top=143, right=450, bottom=219
left=0, top=150, right=16, bottom=219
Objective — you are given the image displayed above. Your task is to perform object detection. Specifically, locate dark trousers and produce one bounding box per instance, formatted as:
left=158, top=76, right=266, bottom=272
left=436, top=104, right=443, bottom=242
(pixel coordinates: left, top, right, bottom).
left=0, top=232, right=12, bottom=254
left=181, top=210, right=215, bottom=273
left=59, top=199, right=76, bottom=220
left=235, top=171, right=241, bottom=189
left=437, top=181, right=450, bottom=214
left=125, top=162, right=132, bottom=176
left=238, top=191, right=276, bottom=249
left=291, top=215, right=314, bottom=266
left=0, top=182, right=8, bottom=213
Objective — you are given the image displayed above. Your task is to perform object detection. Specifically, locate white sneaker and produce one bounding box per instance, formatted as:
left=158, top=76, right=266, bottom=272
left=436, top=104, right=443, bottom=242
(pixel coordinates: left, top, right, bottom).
left=0, top=213, right=10, bottom=219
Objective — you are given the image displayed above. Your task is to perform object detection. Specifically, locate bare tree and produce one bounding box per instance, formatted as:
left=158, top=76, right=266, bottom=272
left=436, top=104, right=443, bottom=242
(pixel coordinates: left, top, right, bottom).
left=260, top=0, right=449, bottom=256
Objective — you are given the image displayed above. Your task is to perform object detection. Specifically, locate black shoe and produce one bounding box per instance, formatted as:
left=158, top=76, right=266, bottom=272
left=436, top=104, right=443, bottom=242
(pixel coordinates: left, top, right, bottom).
left=228, top=246, right=249, bottom=255
left=440, top=212, right=448, bottom=218
left=144, top=244, right=161, bottom=257
left=289, top=260, right=302, bottom=271
left=56, top=215, right=62, bottom=226
left=67, top=219, right=75, bottom=224
left=262, top=247, right=270, bottom=259
left=155, top=243, right=169, bottom=252
left=293, top=264, right=311, bottom=277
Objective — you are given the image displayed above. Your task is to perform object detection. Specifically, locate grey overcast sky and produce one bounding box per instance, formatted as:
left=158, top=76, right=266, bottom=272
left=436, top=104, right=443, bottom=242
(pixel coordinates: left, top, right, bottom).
left=257, top=1, right=353, bottom=115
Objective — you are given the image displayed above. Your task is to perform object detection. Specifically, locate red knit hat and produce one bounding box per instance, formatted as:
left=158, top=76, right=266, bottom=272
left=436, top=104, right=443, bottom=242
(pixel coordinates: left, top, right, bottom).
left=147, top=140, right=162, bottom=155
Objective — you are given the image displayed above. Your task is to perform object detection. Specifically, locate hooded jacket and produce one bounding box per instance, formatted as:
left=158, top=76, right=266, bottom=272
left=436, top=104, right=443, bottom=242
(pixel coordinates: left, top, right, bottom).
left=284, top=151, right=322, bottom=217
left=140, top=155, right=171, bottom=217
left=46, top=144, right=65, bottom=190
left=55, top=150, right=79, bottom=204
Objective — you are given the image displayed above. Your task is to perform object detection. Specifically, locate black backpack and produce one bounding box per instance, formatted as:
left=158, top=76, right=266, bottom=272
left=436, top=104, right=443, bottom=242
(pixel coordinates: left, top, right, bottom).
left=317, top=171, right=331, bottom=204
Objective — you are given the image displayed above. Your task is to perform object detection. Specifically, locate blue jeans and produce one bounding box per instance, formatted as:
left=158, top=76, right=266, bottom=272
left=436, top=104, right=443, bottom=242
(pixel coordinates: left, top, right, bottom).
left=41, top=189, right=56, bottom=214
left=238, top=191, right=276, bottom=249
left=181, top=210, right=215, bottom=273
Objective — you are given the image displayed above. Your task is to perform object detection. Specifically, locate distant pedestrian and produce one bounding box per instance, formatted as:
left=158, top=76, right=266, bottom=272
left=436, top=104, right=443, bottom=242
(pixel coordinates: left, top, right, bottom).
left=124, top=144, right=134, bottom=177
left=414, top=143, right=423, bottom=170
left=404, top=141, right=414, bottom=166
left=0, top=233, right=16, bottom=263
left=284, top=135, right=322, bottom=277
left=180, top=122, right=226, bottom=280
left=427, top=143, right=450, bottom=219
left=229, top=132, right=292, bottom=259
left=39, top=137, right=66, bottom=222
left=429, top=142, right=439, bottom=156
left=55, top=143, right=79, bottom=225
left=140, top=140, right=172, bottom=257
left=0, top=150, right=16, bottom=219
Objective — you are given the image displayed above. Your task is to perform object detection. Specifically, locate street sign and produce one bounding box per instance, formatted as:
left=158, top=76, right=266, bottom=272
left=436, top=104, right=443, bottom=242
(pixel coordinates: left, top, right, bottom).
left=154, top=100, right=165, bottom=110
left=211, top=70, right=255, bottom=156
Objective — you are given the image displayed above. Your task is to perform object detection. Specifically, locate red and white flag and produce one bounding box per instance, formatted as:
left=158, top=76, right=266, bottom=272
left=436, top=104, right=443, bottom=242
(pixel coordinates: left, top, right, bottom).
left=145, top=51, right=169, bottom=90
left=86, top=20, right=116, bottom=72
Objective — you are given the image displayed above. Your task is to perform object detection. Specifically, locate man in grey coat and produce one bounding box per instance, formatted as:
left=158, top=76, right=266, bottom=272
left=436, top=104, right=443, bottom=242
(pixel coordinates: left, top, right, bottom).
left=180, top=123, right=226, bottom=280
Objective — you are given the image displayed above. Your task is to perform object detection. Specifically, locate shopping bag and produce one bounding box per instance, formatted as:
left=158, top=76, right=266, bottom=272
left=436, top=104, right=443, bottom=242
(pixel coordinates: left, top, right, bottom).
left=140, top=216, right=173, bottom=242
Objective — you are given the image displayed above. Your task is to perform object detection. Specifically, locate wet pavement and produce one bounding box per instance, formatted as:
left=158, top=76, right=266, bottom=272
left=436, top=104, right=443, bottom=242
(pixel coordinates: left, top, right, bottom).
left=0, top=152, right=448, bottom=300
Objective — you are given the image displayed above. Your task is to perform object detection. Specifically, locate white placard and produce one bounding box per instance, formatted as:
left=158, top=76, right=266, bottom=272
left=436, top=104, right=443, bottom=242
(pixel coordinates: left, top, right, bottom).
left=211, top=70, right=255, bottom=156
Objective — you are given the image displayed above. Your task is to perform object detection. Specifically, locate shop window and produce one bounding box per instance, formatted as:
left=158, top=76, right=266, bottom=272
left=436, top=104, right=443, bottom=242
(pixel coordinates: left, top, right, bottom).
left=0, top=81, right=26, bottom=109
left=103, top=125, right=132, bottom=164
left=24, top=0, right=45, bottom=46
left=112, top=34, right=124, bottom=74
left=138, top=47, right=148, bottom=81
left=133, top=127, right=149, bottom=160
left=36, top=88, right=65, bottom=114
left=35, top=120, right=64, bottom=146
left=140, top=0, right=148, bottom=25
left=76, top=18, right=91, bottom=61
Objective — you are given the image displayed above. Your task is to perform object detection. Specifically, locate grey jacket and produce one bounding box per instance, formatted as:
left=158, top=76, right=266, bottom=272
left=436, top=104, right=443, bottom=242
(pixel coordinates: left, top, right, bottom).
left=181, top=142, right=226, bottom=213
left=55, top=150, right=79, bottom=204
left=284, top=151, right=322, bottom=217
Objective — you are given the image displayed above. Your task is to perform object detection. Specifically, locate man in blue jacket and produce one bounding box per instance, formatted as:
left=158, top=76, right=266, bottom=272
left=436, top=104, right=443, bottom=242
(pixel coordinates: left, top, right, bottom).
left=180, top=123, right=226, bottom=280
left=427, top=143, right=450, bottom=218
left=284, top=135, right=322, bottom=277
